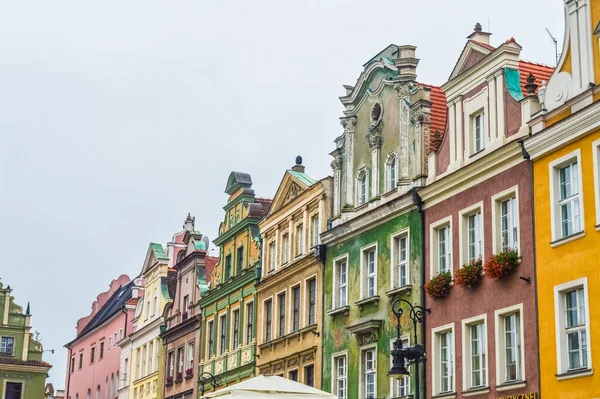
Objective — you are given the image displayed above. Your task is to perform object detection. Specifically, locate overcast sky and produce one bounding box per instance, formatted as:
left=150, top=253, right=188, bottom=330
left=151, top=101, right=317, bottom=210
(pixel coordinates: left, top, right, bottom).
left=0, top=0, right=563, bottom=387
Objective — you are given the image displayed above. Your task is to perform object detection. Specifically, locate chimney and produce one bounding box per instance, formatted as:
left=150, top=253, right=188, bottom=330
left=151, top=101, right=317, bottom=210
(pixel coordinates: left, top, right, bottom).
left=467, top=22, right=492, bottom=45
left=292, top=156, right=305, bottom=173
left=394, top=45, right=419, bottom=82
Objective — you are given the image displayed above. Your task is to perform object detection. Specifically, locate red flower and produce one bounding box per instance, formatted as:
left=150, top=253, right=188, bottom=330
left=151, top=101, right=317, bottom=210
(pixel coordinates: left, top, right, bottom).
left=425, top=272, right=452, bottom=299
left=455, top=258, right=483, bottom=289
left=484, top=249, right=519, bottom=279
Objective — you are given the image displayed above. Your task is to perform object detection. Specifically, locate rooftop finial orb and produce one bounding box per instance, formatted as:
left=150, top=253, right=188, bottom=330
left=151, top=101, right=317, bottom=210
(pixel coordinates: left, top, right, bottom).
left=475, top=22, right=482, bottom=32
left=295, top=155, right=303, bottom=165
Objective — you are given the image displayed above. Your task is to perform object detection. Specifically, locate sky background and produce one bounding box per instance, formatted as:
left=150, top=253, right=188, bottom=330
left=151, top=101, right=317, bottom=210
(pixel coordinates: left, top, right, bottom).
left=0, top=0, right=564, bottom=388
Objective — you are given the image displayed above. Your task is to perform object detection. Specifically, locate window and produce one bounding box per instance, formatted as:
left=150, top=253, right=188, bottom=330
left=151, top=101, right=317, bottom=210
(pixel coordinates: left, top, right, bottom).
left=289, top=370, right=298, bottom=382
left=269, top=243, right=276, bottom=271
left=99, top=341, right=104, bottom=360
left=70, top=356, right=75, bottom=373
left=114, top=332, right=117, bottom=346
left=123, top=358, right=129, bottom=386
left=109, top=337, right=112, bottom=349
left=283, top=233, right=290, bottom=264
left=265, top=299, right=273, bottom=341
left=305, top=364, right=315, bottom=387
left=232, top=309, right=240, bottom=348
left=177, top=346, right=184, bottom=376
left=187, top=342, right=194, bottom=370
left=431, top=218, right=452, bottom=276
left=145, top=301, right=150, bottom=320
left=462, top=316, right=487, bottom=390
left=148, top=341, right=153, bottom=374
left=593, top=139, right=600, bottom=226
left=460, top=203, right=483, bottom=265
left=237, top=246, right=244, bottom=272
left=333, top=355, right=347, bottom=399
left=183, top=295, right=189, bottom=316
left=5, top=382, right=23, bottom=399
left=312, top=215, right=320, bottom=247
left=207, top=320, right=215, bottom=357
left=358, top=172, right=368, bottom=205
left=225, top=254, right=232, bottom=279
left=554, top=279, right=591, bottom=375
left=494, top=305, right=524, bottom=386
left=0, top=337, right=14, bottom=355
left=167, top=351, right=174, bottom=378
left=334, top=257, right=348, bottom=308
left=388, top=155, right=397, bottom=191
left=361, top=245, right=377, bottom=299
left=79, top=352, right=84, bottom=370
left=391, top=231, right=409, bottom=289
left=246, top=302, right=254, bottom=344
left=292, top=286, right=301, bottom=331
left=153, top=289, right=158, bottom=316
left=362, top=349, right=376, bottom=399
left=550, top=151, right=584, bottom=241
left=471, top=112, right=485, bottom=153
left=432, top=324, right=455, bottom=395
left=296, top=224, right=304, bottom=256
left=141, top=345, right=147, bottom=377
left=308, top=278, right=316, bottom=325
left=278, top=293, right=286, bottom=337
left=219, top=315, right=227, bottom=355
left=90, top=345, right=95, bottom=364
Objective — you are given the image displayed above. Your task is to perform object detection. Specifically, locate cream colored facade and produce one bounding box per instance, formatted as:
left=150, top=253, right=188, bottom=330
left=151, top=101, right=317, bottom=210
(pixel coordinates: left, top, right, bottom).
left=125, top=244, right=174, bottom=399
left=256, top=160, right=331, bottom=388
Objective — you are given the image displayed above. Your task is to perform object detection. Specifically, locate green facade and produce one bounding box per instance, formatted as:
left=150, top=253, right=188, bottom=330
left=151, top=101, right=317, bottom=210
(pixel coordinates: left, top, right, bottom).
left=0, top=282, right=51, bottom=399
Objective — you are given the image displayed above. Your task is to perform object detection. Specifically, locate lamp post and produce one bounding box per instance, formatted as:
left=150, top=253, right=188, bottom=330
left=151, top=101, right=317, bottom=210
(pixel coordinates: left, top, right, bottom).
left=199, top=372, right=221, bottom=397
left=388, top=298, right=430, bottom=399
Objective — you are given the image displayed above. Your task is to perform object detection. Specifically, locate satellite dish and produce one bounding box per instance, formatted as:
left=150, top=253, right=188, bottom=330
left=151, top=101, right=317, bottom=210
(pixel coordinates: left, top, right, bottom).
left=202, top=236, right=210, bottom=251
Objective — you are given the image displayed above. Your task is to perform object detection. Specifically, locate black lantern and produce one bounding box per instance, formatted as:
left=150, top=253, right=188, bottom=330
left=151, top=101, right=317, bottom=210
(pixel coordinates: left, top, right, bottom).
left=199, top=372, right=221, bottom=396
left=388, top=299, right=430, bottom=399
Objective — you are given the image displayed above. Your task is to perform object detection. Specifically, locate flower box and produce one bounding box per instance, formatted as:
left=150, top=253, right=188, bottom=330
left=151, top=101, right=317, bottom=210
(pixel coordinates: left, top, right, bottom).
left=484, top=249, right=519, bottom=279
left=176, top=372, right=183, bottom=380
left=182, top=311, right=188, bottom=321
left=425, top=271, right=452, bottom=299
left=166, top=376, right=173, bottom=385
left=185, top=368, right=193, bottom=376
left=455, top=258, right=483, bottom=289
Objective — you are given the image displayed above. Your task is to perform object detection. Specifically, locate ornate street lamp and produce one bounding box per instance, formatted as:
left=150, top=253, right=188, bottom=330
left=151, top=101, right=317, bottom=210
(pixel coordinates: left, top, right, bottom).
left=199, top=372, right=221, bottom=396
left=388, top=298, right=430, bottom=399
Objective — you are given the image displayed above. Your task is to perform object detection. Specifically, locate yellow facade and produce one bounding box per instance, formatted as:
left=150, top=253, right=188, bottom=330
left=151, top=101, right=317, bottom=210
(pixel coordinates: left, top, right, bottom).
left=128, top=244, right=173, bottom=399
left=526, top=1, right=600, bottom=396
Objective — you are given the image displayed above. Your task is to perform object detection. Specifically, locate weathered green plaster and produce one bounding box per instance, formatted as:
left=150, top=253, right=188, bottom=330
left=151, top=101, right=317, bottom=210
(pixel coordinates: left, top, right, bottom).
left=322, top=209, right=423, bottom=399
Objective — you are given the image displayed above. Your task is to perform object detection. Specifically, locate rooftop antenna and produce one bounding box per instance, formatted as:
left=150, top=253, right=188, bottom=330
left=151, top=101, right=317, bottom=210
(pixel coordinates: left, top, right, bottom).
left=546, top=28, right=559, bottom=66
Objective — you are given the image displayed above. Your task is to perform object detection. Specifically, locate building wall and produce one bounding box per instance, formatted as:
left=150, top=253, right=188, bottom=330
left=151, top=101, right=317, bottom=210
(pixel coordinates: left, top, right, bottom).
left=534, top=130, right=600, bottom=397
left=322, top=209, right=422, bottom=399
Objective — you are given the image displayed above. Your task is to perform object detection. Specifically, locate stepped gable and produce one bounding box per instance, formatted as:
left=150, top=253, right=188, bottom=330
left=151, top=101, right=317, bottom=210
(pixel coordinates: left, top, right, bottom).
left=75, top=274, right=132, bottom=337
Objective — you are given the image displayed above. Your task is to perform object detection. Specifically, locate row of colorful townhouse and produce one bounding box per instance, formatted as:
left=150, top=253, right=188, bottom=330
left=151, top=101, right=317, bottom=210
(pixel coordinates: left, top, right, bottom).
left=63, top=1, right=600, bottom=399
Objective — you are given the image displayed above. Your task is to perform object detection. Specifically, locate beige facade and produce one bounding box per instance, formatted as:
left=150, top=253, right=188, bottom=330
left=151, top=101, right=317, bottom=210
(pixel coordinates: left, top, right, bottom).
left=256, top=159, right=331, bottom=388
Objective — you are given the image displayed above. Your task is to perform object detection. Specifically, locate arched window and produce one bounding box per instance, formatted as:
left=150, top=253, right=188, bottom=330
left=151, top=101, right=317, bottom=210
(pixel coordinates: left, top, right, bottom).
left=95, top=385, right=100, bottom=399
left=387, top=154, right=398, bottom=191
left=86, top=388, right=91, bottom=399
left=105, top=377, right=108, bottom=399
left=115, top=371, right=119, bottom=396
left=153, top=289, right=158, bottom=316
left=357, top=170, right=368, bottom=205
left=110, top=373, right=115, bottom=398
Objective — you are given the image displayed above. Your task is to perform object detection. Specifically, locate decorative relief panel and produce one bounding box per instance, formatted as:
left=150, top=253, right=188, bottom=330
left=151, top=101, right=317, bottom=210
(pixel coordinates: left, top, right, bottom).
left=214, top=358, right=224, bottom=374
left=241, top=347, right=252, bottom=365
left=228, top=352, right=238, bottom=370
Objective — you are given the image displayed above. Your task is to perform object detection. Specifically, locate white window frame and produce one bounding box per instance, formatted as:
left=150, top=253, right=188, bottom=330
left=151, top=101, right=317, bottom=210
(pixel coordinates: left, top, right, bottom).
left=491, top=186, right=521, bottom=255
left=262, top=297, right=273, bottom=343
left=305, top=274, right=318, bottom=326
left=430, top=216, right=453, bottom=277
left=554, top=277, right=592, bottom=377
left=276, top=290, right=287, bottom=338
left=332, top=254, right=349, bottom=309
left=282, top=232, right=290, bottom=264
left=461, top=314, right=488, bottom=391
left=360, top=243, right=378, bottom=299
left=359, top=344, right=377, bottom=399
left=592, top=138, right=600, bottom=228
left=549, top=149, right=585, bottom=242
left=458, top=202, right=484, bottom=266
left=230, top=306, right=241, bottom=349
left=389, top=336, right=411, bottom=398
left=218, top=314, right=228, bottom=355
left=463, top=89, right=488, bottom=159
left=311, top=214, right=320, bottom=247
left=296, top=223, right=304, bottom=256
left=390, top=229, right=410, bottom=290
left=386, top=153, right=398, bottom=192
left=0, top=336, right=15, bottom=356
left=472, top=111, right=486, bottom=154
left=206, top=318, right=215, bottom=359
left=269, top=241, right=277, bottom=272
left=187, top=341, right=194, bottom=370
left=357, top=169, right=368, bottom=205
left=494, top=303, right=525, bottom=387
left=291, top=283, right=302, bottom=332
left=331, top=351, right=348, bottom=399
left=431, top=323, right=455, bottom=396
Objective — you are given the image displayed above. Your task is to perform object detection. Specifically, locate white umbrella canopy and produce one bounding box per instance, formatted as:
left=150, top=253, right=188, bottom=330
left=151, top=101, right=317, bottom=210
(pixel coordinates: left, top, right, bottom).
left=202, top=375, right=337, bottom=399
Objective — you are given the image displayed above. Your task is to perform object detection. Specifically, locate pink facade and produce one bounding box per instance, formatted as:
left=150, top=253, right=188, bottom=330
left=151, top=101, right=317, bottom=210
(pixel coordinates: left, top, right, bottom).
left=65, top=275, right=137, bottom=399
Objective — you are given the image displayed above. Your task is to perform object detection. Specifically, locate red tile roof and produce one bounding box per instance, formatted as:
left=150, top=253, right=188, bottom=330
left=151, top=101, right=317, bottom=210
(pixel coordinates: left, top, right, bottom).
left=519, top=61, right=554, bottom=96
left=205, top=256, right=218, bottom=284
left=254, top=198, right=273, bottom=218
left=0, top=357, right=52, bottom=368
left=419, top=83, right=448, bottom=149
left=469, top=39, right=496, bottom=52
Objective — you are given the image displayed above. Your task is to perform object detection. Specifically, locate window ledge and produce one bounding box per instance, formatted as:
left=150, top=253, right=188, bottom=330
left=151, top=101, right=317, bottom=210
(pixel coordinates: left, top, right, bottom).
left=355, top=295, right=380, bottom=310
left=495, top=381, right=526, bottom=392
left=185, top=373, right=193, bottom=380
left=327, top=306, right=350, bottom=318
left=555, top=368, right=593, bottom=381
left=596, top=224, right=600, bottom=232
left=550, top=230, right=586, bottom=248
left=432, top=393, right=456, bottom=399
left=462, top=387, right=490, bottom=397
left=390, top=395, right=413, bottom=399
left=354, top=203, right=369, bottom=211
left=386, top=285, right=412, bottom=298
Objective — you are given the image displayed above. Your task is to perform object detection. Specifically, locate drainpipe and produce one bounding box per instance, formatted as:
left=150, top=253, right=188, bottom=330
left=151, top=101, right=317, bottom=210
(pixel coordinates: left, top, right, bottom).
left=519, top=139, right=541, bottom=398
left=412, top=188, right=426, bottom=399
left=120, top=305, right=129, bottom=337
left=65, top=345, right=72, bottom=398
